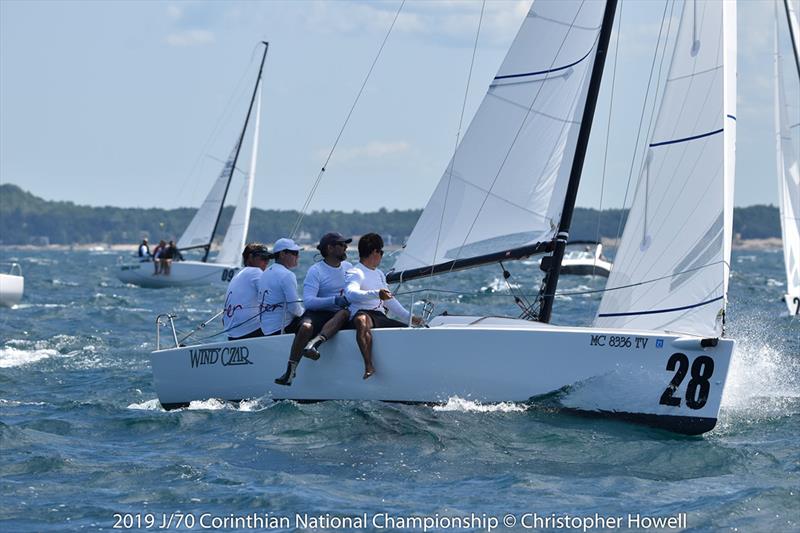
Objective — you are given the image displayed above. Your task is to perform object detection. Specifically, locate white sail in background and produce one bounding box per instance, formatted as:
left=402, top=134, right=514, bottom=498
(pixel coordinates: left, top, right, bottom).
left=215, top=86, right=262, bottom=266
left=176, top=141, right=241, bottom=251
left=391, top=0, right=605, bottom=274
left=775, top=0, right=800, bottom=310
left=596, top=1, right=736, bottom=337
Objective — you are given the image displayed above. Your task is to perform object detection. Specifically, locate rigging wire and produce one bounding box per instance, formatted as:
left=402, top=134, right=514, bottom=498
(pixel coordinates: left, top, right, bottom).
left=593, top=0, right=625, bottom=264
left=429, top=0, right=487, bottom=283
left=613, top=0, right=676, bottom=243
left=290, top=0, right=406, bottom=239
left=175, top=46, right=261, bottom=209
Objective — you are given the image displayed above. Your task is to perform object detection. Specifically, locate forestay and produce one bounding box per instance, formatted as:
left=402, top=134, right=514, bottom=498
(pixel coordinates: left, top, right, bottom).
left=775, top=0, right=800, bottom=303
left=176, top=141, right=240, bottom=251
left=596, top=1, right=736, bottom=337
left=391, top=0, right=605, bottom=274
left=215, top=86, right=262, bottom=266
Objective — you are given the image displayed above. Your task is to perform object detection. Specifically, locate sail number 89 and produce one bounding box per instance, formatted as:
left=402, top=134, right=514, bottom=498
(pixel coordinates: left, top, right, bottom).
left=659, top=352, right=714, bottom=410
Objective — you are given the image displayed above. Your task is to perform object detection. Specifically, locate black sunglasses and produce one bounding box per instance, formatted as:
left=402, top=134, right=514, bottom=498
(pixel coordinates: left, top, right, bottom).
left=282, top=250, right=299, bottom=256
left=377, top=249, right=384, bottom=256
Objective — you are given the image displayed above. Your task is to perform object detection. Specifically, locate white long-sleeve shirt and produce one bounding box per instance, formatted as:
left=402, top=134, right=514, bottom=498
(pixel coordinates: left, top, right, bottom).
left=222, top=266, right=262, bottom=338
left=258, top=263, right=304, bottom=335
left=344, top=262, right=410, bottom=323
left=303, top=260, right=353, bottom=312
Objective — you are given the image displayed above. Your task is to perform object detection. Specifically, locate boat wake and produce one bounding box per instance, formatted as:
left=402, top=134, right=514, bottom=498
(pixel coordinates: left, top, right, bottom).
left=432, top=396, right=528, bottom=413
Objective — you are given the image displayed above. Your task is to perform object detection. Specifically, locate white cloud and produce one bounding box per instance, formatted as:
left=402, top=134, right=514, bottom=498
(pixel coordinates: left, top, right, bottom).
left=318, top=140, right=410, bottom=162
left=165, top=29, right=215, bottom=47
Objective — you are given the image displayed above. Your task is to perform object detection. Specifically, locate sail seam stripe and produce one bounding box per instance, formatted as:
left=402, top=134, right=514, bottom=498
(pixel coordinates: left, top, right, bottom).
left=598, top=295, right=723, bottom=318
left=649, top=127, right=723, bottom=147
left=494, top=48, right=593, bottom=81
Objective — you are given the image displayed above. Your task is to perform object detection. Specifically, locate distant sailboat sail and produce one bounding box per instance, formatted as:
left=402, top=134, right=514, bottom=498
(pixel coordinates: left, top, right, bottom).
left=596, top=0, right=736, bottom=337
left=775, top=0, right=800, bottom=314
left=215, top=85, right=262, bottom=266
left=391, top=0, right=606, bottom=277
left=176, top=141, right=241, bottom=252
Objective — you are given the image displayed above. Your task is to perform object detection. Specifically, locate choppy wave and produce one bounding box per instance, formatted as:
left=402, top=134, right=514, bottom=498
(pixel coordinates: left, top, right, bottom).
left=0, top=346, right=59, bottom=368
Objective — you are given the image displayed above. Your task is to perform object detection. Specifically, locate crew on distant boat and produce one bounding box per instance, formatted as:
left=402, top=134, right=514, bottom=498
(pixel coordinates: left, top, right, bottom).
left=345, top=233, right=420, bottom=379
left=138, top=239, right=151, bottom=261
left=273, top=232, right=353, bottom=386
left=160, top=240, right=180, bottom=276
left=223, top=243, right=270, bottom=341
left=152, top=240, right=166, bottom=275
left=259, top=238, right=307, bottom=384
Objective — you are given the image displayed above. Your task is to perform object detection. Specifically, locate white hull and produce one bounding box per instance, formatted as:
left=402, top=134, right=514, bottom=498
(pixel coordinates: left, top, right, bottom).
left=151, top=316, right=734, bottom=435
left=0, top=273, right=24, bottom=307
left=785, top=293, right=800, bottom=316
left=559, top=257, right=612, bottom=277
left=117, top=260, right=239, bottom=288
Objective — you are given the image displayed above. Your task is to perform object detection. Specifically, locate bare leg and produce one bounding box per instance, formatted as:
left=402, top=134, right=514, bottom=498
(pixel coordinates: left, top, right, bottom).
left=275, top=321, right=314, bottom=386
left=353, top=313, right=375, bottom=379
left=320, top=309, right=350, bottom=339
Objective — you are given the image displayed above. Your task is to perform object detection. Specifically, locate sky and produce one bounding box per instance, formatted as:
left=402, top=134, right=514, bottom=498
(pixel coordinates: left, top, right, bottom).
left=0, top=0, right=789, bottom=213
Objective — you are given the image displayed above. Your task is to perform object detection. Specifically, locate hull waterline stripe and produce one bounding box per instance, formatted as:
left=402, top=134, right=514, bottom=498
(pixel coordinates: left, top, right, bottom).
left=494, top=48, right=593, bottom=81
left=649, top=127, right=724, bottom=147
left=598, top=295, right=724, bottom=318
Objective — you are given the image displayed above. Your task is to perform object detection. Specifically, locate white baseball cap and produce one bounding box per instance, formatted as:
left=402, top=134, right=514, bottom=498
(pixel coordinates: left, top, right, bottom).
left=273, top=238, right=301, bottom=253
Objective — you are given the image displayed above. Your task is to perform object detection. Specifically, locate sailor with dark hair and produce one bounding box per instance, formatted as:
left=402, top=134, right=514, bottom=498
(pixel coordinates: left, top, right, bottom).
left=274, top=232, right=353, bottom=386
left=345, top=233, right=421, bottom=379
left=138, top=238, right=151, bottom=261
left=222, top=243, right=270, bottom=341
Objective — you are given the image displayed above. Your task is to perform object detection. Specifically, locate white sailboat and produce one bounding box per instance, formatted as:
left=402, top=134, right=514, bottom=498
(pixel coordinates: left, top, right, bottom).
left=150, top=0, right=737, bottom=435
left=553, top=241, right=612, bottom=277
left=117, top=43, right=268, bottom=289
left=0, top=262, right=24, bottom=307
left=775, top=0, right=800, bottom=316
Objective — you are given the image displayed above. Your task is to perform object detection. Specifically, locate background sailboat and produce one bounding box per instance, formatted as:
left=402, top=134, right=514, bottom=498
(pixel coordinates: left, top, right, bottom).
left=149, top=0, right=737, bottom=435
left=117, top=43, right=268, bottom=289
left=775, top=0, right=800, bottom=315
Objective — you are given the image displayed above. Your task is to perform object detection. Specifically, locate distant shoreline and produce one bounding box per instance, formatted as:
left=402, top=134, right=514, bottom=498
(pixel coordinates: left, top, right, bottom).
left=0, top=238, right=784, bottom=252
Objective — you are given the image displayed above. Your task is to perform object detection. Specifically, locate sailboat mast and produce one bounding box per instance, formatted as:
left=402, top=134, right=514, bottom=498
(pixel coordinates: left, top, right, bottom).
left=783, top=0, right=800, bottom=79
left=538, top=0, right=618, bottom=323
left=203, top=41, right=270, bottom=262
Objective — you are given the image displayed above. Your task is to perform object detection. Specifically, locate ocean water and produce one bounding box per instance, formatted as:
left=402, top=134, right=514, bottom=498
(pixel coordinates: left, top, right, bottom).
left=0, top=248, right=797, bottom=532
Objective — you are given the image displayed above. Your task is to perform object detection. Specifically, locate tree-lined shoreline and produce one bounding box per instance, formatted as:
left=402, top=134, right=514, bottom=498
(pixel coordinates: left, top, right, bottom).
left=0, top=183, right=782, bottom=246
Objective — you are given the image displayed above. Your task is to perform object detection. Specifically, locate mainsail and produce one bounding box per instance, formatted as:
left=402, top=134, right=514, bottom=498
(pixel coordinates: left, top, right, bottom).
left=390, top=0, right=606, bottom=277
left=596, top=0, right=736, bottom=337
left=775, top=0, right=800, bottom=309
left=215, top=86, right=262, bottom=266
left=176, top=141, right=240, bottom=251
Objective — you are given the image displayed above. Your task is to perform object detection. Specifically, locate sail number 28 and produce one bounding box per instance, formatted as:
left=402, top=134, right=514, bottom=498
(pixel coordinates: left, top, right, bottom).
left=659, top=353, right=714, bottom=410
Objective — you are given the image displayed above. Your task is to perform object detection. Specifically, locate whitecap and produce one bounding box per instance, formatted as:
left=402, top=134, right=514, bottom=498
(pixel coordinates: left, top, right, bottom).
left=0, top=346, right=59, bottom=368
left=766, top=278, right=785, bottom=287
left=433, top=396, right=528, bottom=413
left=127, top=399, right=164, bottom=411
left=480, top=278, right=520, bottom=293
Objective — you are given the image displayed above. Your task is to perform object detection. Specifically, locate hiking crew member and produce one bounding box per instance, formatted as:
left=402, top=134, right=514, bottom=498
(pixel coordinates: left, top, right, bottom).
left=259, top=238, right=305, bottom=383
left=222, top=243, right=270, bottom=341
left=138, top=239, right=150, bottom=261
left=273, top=232, right=353, bottom=386
left=345, top=233, right=420, bottom=379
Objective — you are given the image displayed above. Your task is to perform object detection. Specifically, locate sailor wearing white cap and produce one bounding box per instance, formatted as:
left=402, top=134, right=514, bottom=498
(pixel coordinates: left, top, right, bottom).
left=258, top=238, right=304, bottom=335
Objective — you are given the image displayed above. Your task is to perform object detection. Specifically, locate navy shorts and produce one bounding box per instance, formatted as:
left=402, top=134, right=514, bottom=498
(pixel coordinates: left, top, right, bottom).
left=301, top=309, right=352, bottom=336
left=353, top=309, right=407, bottom=329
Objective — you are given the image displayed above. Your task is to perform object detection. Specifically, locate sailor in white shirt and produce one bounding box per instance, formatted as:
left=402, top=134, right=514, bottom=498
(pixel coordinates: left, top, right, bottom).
left=222, top=243, right=270, bottom=340
left=274, top=232, right=354, bottom=386
left=345, top=233, right=420, bottom=379
left=258, top=238, right=304, bottom=336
